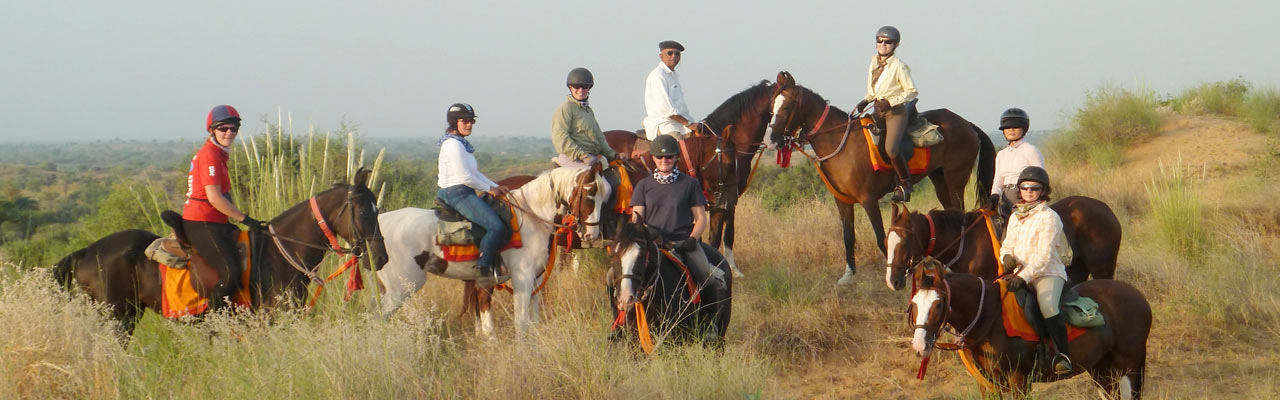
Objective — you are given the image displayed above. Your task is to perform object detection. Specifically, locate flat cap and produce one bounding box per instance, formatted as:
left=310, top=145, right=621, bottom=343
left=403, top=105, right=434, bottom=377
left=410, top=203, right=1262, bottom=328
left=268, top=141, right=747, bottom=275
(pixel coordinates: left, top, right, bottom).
left=658, top=40, right=685, bottom=52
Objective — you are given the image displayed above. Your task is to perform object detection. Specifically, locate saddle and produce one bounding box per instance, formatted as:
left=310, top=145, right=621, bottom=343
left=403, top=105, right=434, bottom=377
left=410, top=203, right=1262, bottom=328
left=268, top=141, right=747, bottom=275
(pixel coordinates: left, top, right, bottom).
left=1000, top=280, right=1104, bottom=344
left=432, top=195, right=515, bottom=246
left=152, top=210, right=253, bottom=318
left=869, top=99, right=943, bottom=153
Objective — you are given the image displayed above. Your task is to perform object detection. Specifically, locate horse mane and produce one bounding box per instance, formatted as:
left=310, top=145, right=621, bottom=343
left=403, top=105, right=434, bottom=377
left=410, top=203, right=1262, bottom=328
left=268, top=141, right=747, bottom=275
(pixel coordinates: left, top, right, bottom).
left=703, top=80, right=773, bottom=128
left=272, top=183, right=356, bottom=222
left=794, top=85, right=850, bottom=118
left=923, top=209, right=969, bottom=228
left=515, top=167, right=589, bottom=207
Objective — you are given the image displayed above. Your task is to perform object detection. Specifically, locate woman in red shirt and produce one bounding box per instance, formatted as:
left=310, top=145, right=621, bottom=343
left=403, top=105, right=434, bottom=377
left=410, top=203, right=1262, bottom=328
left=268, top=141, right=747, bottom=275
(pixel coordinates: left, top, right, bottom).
left=182, top=105, right=266, bottom=312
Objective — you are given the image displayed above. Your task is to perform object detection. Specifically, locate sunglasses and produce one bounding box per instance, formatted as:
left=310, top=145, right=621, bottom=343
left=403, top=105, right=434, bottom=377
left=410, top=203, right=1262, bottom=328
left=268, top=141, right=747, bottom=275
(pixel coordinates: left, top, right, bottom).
left=877, top=39, right=896, bottom=45
left=457, top=118, right=476, bottom=124
left=1019, top=184, right=1043, bottom=192
left=215, top=125, right=240, bottom=133
left=664, top=50, right=681, bottom=56
left=569, top=84, right=593, bottom=90
left=653, top=155, right=675, bottom=160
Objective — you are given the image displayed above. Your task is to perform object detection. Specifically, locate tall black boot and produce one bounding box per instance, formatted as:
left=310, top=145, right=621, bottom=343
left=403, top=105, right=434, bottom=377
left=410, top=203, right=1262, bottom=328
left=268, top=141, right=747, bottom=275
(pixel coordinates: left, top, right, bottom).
left=1045, top=314, right=1073, bottom=374
left=889, top=156, right=913, bottom=202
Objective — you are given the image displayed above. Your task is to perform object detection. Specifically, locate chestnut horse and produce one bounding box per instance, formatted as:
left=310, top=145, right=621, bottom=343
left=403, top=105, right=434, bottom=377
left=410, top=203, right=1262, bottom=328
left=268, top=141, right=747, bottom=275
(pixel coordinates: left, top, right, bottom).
left=884, top=196, right=1122, bottom=290
left=908, top=261, right=1150, bottom=398
left=52, top=169, right=388, bottom=337
left=766, top=71, right=995, bottom=285
left=604, top=80, right=778, bottom=276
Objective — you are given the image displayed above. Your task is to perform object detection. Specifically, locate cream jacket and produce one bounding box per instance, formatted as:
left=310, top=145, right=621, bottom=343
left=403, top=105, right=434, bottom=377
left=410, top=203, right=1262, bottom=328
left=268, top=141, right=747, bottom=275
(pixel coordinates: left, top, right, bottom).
left=1000, top=201, right=1071, bottom=283
left=862, top=54, right=919, bottom=107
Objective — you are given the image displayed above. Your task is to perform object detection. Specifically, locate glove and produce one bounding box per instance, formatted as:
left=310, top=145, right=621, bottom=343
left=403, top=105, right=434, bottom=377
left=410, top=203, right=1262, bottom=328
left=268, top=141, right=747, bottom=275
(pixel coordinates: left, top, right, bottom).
left=874, top=99, right=892, bottom=112
left=1004, top=275, right=1026, bottom=291
left=987, top=193, right=1002, bottom=209
left=676, top=237, right=700, bottom=252
left=241, top=216, right=268, bottom=231
left=854, top=99, right=870, bottom=114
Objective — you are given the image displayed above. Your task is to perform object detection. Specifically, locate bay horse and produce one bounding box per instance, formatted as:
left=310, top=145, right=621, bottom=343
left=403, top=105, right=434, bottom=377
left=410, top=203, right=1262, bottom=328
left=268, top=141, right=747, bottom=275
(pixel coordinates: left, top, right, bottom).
left=607, top=218, right=733, bottom=350
left=376, top=165, right=611, bottom=335
left=52, top=168, right=388, bottom=337
left=603, top=80, right=778, bottom=276
left=884, top=197, right=1122, bottom=290
left=907, top=261, right=1150, bottom=398
left=765, top=71, right=996, bottom=285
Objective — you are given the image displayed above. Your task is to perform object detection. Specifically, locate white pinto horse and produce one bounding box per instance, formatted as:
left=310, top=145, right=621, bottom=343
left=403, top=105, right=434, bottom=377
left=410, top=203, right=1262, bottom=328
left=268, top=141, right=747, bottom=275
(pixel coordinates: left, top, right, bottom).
left=377, top=165, right=611, bottom=335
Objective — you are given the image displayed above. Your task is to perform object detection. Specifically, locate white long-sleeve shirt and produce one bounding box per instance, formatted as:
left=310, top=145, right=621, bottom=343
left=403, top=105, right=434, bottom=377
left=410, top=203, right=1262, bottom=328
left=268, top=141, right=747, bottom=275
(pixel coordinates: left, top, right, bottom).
left=1000, top=201, right=1071, bottom=283
left=862, top=54, right=918, bottom=107
left=990, top=140, right=1045, bottom=195
left=437, top=138, right=498, bottom=191
left=642, top=62, right=693, bottom=140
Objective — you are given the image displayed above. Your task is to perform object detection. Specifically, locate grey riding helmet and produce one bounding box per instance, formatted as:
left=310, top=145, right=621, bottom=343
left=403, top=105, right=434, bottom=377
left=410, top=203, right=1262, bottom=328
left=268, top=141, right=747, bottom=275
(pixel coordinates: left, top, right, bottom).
left=999, top=107, right=1030, bottom=130
left=876, top=26, right=901, bottom=44
left=566, top=67, right=594, bottom=87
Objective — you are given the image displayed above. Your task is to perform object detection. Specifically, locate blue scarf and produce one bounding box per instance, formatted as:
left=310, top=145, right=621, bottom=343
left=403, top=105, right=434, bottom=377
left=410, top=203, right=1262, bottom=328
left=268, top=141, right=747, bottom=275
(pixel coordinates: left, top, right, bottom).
left=438, top=132, right=474, bottom=153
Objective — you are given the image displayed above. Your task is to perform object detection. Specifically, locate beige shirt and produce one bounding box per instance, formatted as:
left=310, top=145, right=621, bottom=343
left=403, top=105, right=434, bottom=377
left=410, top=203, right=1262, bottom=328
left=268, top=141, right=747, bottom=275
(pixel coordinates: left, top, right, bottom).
left=991, top=140, right=1045, bottom=195
left=862, top=54, right=919, bottom=107
left=1000, top=202, right=1071, bottom=283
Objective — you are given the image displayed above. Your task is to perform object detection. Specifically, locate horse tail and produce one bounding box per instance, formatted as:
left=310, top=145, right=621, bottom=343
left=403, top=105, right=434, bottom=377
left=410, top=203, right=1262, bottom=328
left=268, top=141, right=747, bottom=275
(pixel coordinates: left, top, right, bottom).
left=973, top=123, right=997, bottom=207
left=52, top=247, right=86, bottom=290
left=460, top=280, right=480, bottom=318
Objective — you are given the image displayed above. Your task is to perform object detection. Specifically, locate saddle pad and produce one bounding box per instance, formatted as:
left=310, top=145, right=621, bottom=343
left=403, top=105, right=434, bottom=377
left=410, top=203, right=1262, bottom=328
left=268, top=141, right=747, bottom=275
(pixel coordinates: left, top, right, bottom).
left=160, top=231, right=253, bottom=319
left=860, top=117, right=930, bottom=174
left=611, top=160, right=633, bottom=214
left=438, top=211, right=523, bottom=262
left=998, top=280, right=1085, bottom=342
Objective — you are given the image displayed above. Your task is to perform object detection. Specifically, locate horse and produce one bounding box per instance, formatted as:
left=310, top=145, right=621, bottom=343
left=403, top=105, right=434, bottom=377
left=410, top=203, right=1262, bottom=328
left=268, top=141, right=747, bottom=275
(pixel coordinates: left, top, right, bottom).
left=884, top=197, right=1122, bottom=290
left=603, top=80, right=778, bottom=276
left=606, top=218, right=733, bottom=350
left=376, top=165, right=611, bottom=335
left=52, top=168, right=388, bottom=337
left=907, top=260, right=1150, bottom=398
left=765, top=71, right=996, bottom=285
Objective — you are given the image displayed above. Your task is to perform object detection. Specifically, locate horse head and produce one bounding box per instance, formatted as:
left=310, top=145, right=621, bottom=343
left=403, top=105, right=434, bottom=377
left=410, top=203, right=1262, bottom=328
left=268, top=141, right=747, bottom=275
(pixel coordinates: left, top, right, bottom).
left=320, top=167, right=388, bottom=271
left=907, top=258, right=951, bottom=358
left=765, top=71, right=810, bottom=150
left=683, top=134, right=738, bottom=210
left=886, top=203, right=923, bottom=291
left=611, top=216, right=663, bottom=311
left=558, top=163, right=613, bottom=241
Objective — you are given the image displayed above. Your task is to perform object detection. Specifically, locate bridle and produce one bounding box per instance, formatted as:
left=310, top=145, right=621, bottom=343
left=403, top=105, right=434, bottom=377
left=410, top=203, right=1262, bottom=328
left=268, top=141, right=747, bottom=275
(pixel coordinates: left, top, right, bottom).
left=906, top=260, right=987, bottom=350
left=888, top=211, right=985, bottom=275
left=267, top=187, right=382, bottom=285
left=682, top=134, right=737, bottom=210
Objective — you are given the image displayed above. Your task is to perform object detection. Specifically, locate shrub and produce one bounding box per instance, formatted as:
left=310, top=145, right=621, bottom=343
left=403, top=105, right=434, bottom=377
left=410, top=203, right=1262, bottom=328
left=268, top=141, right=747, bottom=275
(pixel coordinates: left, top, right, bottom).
left=1144, top=160, right=1207, bottom=261
left=1241, top=87, right=1280, bottom=133
left=755, top=161, right=827, bottom=211
left=1047, top=84, right=1163, bottom=167
left=1171, top=78, right=1251, bottom=116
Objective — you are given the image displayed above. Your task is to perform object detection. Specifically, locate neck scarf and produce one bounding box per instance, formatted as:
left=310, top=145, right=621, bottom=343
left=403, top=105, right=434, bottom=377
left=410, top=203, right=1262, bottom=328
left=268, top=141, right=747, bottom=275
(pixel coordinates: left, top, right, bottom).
left=1013, top=200, right=1043, bottom=220
left=654, top=168, right=680, bottom=184
left=577, top=98, right=590, bottom=108
left=438, top=132, right=474, bottom=153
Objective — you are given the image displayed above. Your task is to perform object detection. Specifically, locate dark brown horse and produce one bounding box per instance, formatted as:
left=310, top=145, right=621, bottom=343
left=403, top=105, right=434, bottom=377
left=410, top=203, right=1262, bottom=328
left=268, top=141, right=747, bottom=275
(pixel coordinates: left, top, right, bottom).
left=766, top=71, right=996, bottom=285
left=884, top=196, right=1122, bottom=290
left=603, top=80, right=778, bottom=276
left=907, top=261, right=1150, bottom=398
left=52, top=169, right=387, bottom=337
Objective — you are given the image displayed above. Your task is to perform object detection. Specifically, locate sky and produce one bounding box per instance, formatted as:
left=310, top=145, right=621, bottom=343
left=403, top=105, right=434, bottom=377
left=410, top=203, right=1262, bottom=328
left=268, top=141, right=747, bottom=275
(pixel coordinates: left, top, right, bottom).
left=2, top=0, right=1277, bottom=142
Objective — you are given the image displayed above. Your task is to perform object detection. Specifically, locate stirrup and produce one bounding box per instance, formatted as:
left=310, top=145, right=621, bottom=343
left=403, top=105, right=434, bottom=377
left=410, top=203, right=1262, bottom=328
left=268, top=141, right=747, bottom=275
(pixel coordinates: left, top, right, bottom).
left=1052, top=353, right=1073, bottom=374
left=891, top=184, right=912, bottom=202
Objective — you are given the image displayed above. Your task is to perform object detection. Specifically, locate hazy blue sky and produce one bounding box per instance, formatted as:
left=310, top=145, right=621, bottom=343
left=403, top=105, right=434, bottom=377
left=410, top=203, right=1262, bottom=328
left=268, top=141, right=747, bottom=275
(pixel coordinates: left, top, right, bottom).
left=2, top=0, right=1277, bottom=142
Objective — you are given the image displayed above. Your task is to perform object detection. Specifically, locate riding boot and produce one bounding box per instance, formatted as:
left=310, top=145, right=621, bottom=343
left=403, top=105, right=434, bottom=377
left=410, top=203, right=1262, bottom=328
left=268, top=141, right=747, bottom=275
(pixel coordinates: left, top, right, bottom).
left=474, top=255, right=511, bottom=289
left=889, top=156, right=913, bottom=202
left=1045, top=314, right=1073, bottom=374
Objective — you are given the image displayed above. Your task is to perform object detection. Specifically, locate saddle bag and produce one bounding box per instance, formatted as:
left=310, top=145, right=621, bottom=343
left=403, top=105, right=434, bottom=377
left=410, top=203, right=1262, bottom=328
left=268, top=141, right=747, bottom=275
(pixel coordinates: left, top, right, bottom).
left=432, top=195, right=516, bottom=246
left=145, top=237, right=191, bottom=269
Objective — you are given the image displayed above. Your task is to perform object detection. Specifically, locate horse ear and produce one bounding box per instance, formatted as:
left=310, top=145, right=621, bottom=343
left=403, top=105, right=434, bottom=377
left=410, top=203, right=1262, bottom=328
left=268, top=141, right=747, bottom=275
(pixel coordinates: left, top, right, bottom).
left=775, top=71, right=792, bottom=89
left=353, top=168, right=371, bottom=188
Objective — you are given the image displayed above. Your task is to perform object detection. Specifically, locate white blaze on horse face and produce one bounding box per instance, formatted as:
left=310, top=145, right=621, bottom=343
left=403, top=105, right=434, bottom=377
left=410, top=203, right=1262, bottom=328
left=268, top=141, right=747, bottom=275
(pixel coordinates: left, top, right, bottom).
left=763, top=95, right=787, bottom=149
left=910, top=289, right=940, bottom=356
left=617, top=243, right=641, bottom=309
left=885, top=231, right=902, bottom=290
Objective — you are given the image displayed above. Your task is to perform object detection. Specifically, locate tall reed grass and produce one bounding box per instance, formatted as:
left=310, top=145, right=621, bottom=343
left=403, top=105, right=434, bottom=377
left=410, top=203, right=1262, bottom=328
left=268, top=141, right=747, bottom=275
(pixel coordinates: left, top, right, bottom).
left=1144, top=159, right=1208, bottom=261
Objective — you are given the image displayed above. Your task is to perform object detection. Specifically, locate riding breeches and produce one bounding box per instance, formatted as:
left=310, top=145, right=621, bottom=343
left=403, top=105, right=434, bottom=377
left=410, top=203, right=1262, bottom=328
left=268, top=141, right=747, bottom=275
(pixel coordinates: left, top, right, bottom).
left=681, top=244, right=726, bottom=292
left=182, top=220, right=243, bottom=299
left=883, top=104, right=909, bottom=159
left=1032, top=276, right=1066, bottom=318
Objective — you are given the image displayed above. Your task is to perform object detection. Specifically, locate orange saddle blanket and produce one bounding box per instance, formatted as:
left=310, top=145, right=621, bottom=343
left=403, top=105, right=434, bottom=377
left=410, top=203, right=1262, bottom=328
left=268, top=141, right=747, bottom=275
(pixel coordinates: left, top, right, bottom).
left=998, top=280, right=1086, bottom=342
left=160, top=231, right=253, bottom=319
left=860, top=116, right=930, bottom=174
left=438, top=211, right=524, bottom=262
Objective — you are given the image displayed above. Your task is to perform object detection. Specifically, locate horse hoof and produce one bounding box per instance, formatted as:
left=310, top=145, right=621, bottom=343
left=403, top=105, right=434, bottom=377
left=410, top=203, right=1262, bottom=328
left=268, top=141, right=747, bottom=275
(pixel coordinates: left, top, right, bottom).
left=836, top=269, right=856, bottom=286
left=732, top=270, right=745, bottom=278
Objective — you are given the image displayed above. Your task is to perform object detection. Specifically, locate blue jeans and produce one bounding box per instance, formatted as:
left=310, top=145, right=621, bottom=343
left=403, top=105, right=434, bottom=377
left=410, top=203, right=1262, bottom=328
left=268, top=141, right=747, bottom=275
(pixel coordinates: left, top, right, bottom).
left=438, top=185, right=510, bottom=270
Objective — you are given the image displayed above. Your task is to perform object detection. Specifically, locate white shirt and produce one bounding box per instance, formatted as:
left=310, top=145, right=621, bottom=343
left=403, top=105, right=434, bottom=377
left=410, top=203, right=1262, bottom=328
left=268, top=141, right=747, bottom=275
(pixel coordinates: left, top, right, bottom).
left=1000, top=201, right=1071, bottom=283
left=990, top=140, right=1045, bottom=194
left=437, top=138, right=498, bottom=191
left=643, top=62, right=693, bottom=140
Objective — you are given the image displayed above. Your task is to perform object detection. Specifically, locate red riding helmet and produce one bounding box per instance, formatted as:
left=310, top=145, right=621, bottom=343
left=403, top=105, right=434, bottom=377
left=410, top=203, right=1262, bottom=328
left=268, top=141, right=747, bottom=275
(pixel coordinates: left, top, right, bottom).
left=206, top=105, right=242, bottom=132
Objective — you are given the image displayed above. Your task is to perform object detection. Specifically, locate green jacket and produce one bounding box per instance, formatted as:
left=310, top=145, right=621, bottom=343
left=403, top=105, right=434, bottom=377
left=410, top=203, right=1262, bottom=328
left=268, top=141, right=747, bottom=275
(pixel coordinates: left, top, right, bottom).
left=551, top=95, right=616, bottom=160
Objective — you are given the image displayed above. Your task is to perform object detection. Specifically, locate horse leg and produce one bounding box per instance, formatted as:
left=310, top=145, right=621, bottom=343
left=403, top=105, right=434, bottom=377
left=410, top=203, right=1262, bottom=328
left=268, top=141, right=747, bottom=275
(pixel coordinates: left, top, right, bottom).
left=835, top=201, right=862, bottom=286
left=509, top=269, right=538, bottom=333
left=376, top=262, right=428, bottom=318
left=710, top=206, right=744, bottom=277
left=475, top=286, right=496, bottom=339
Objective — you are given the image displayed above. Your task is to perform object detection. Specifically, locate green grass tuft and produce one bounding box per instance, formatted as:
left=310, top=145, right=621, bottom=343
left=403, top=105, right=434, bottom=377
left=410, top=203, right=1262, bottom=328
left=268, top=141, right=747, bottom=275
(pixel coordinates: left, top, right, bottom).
left=1171, top=77, right=1251, bottom=116
left=1047, top=84, right=1163, bottom=167
left=1241, top=87, right=1280, bottom=133
left=1143, top=160, right=1208, bottom=261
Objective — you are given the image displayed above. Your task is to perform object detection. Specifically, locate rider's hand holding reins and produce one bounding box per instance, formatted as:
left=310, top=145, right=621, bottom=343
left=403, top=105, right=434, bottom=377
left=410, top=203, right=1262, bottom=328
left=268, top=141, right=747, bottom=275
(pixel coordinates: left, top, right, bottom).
left=855, top=99, right=870, bottom=114
left=240, top=215, right=268, bottom=232
left=487, top=185, right=510, bottom=197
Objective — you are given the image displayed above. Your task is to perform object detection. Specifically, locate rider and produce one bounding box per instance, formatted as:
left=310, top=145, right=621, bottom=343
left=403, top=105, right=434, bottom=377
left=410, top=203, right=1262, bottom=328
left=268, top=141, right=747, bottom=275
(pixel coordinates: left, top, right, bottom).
left=552, top=67, right=627, bottom=168
left=183, top=105, right=266, bottom=312
left=853, top=25, right=919, bottom=202
left=437, top=103, right=511, bottom=288
left=988, top=108, right=1045, bottom=219
left=999, top=166, right=1074, bottom=375
left=643, top=40, right=701, bottom=140
left=630, top=134, right=726, bottom=292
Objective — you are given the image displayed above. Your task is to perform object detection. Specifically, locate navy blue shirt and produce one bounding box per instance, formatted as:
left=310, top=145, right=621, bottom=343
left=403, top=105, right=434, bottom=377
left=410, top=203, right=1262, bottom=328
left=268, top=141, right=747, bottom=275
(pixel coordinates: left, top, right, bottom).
left=630, top=173, right=707, bottom=242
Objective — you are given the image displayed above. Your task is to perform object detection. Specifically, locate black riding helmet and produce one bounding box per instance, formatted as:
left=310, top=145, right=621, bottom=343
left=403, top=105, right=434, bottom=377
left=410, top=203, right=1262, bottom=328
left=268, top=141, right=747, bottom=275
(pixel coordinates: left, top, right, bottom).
left=1016, top=166, right=1051, bottom=197
left=651, top=134, right=680, bottom=157
left=446, top=103, right=476, bottom=131
left=999, top=107, right=1030, bottom=131
left=566, top=67, right=594, bottom=87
